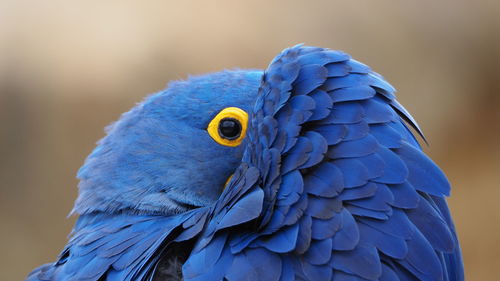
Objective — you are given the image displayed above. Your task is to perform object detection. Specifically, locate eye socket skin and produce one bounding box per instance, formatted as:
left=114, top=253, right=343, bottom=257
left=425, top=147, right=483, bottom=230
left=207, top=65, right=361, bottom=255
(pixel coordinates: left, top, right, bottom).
left=207, top=107, right=248, bottom=147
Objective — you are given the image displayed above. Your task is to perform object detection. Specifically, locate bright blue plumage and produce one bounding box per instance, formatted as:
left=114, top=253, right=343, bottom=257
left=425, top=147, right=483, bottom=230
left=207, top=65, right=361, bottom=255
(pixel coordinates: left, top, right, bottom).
left=27, top=45, right=463, bottom=281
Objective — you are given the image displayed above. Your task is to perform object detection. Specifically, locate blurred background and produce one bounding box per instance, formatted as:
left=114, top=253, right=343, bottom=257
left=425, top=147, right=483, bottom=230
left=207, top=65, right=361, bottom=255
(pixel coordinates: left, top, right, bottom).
left=1, top=0, right=499, bottom=280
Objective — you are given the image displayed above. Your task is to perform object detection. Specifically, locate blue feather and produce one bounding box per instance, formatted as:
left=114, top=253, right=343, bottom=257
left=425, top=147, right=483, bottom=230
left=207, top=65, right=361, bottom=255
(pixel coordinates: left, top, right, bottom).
left=302, top=262, right=333, bottom=281
left=262, top=149, right=281, bottom=188
left=259, top=116, right=279, bottom=149
left=346, top=205, right=390, bottom=220
left=304, top=238, right=332, bottom=265
left=225, top=252, right=259, bottom=281
left=333, top=159, right=369, bottom=188
left=380, top=263, right=401, bottom=281
left=275, top=105, right=301, bottom=153
left=388, top=182, right=420, bottom=209
left=322, top=102, right=365, bottom=124
left=292, top=65, right=327, bottom=95
left=308, top=89, right=333, bottom=121
left=329, top=86, right=377, bottom=102
left=78, top=255, right=120, bottom=279
left=396, top=141, right=451, bottom=196
left=295, top=215, right=312, bottom=254
left=290, top=95, right=316, bottom=121
left=183, top=233, right=229, bottom=279
left=311, top=214, right=342, bottom=240
left=282, top=193, right=308, bottom=226
left=359, top=209, right=413, bottom=239
left=348, top=183, right=394, bottom=212
left=325, top=74, right=373, bottom=91
left=312, top=124, right=347, bottom=145
left=373, top=147, right=408, bottom=184
left=277, top=170, right=303, bottom=206
left=369, top=74, right=396, bottom=98
left=361, top=97, right=398, bottom=124
left=305, top=196, right=342, bottom=219
left=396, top=225, right=444, bottom=281
left=99, top=234, right=144, bottom=258
left=304, top=162, right=344, bottom=197
left=387, top=120, right=419, bottom=147
left=330, top=244, right=382, bottom=280
left=297, top=49, right=350, bottom=66
left=332, top=271, right=372, bottom=281
left=279, top=256, right=296, bottom=281
left=325, top=62, right=351, bottom=77
left=358, top=223, right=408, bottom=259
left=112, top=231, right=163, bottom=270
left=430, top=196, right=464, bottom=280
left=216, top=188, right=264, bottom=230
left=369, top=123, right=403, bottom=149
left=329, top=134, right=379, bottom=158
left=357, top=154, right=385, bottom=179
left=345, top=204, right=392, bottom=220
left=279, top=61, right=301, bottom=85
left=406, top=196, right=454, bottom=252
left=229, top=233, right=259, bottom=255
left=385, top=261, right=419, bottom=281
left=331, top=209, right=359, bottom=251
left=346, top=59, right=371, bottom=74
left=299, top=131, right=328, bottom=169
left=187, top=245, right=234, bottom=281
left=342, top=121, right=370, bottom=141
left=389, top=100, right=426, bottom=142
left=62, top=252, right=94, bottom=277
left=338, top=182, right=378, bottom=201
left=255, top=224, right=299, bottom=253
left=281, top=137, right=312, bottom=174
left=226, top=248, right=282, bottom=281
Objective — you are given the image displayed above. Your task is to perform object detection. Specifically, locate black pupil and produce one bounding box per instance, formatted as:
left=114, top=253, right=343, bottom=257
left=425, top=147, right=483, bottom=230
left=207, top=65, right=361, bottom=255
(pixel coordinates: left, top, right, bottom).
left=218, top=118, right=241, bottom=140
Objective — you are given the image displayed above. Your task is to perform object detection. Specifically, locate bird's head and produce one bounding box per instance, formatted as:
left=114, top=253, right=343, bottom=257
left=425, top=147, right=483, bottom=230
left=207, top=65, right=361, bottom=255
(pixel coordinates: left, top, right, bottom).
left=73, top=70, right=263, bottom=215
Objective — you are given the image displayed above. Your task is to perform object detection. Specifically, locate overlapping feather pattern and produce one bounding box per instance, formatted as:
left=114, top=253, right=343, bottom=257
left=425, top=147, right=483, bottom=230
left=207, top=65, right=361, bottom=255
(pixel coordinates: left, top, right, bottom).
left=27, top=45, right=463, bottom=281
left=183, top=45, right=463, bottom=281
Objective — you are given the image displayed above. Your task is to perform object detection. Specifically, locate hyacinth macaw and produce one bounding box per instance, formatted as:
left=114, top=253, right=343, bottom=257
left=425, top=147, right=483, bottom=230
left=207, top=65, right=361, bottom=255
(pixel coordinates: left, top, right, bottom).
left=27, top=45, right=464, bottom=281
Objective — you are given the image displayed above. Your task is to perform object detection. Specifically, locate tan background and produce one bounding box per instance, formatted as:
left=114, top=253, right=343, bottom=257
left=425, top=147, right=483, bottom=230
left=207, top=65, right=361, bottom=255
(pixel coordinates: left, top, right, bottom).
left=1, top=1, right=499, bottom=280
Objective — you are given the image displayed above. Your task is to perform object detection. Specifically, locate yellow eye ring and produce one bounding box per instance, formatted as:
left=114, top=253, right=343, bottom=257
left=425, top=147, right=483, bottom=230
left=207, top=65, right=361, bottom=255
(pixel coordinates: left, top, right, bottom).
left=207, top=107, right=248, bottom=147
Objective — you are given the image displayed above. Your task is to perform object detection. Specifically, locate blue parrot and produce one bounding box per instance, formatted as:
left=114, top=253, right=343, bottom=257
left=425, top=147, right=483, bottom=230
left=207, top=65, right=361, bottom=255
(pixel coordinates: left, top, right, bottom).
left=27, top=45, right=464, bottom=281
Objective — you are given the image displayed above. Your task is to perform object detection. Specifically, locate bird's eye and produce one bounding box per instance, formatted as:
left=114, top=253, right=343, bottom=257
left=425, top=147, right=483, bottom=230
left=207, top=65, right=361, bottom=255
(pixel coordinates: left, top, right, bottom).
left=207, top=107, right=248, bottom=147
left=218, top=118, right=241, bottom=140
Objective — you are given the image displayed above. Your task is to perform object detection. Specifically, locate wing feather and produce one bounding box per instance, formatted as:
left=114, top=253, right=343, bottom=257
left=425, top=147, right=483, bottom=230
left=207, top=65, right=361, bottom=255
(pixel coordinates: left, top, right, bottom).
left=183, top=45, right=463, bottom=281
